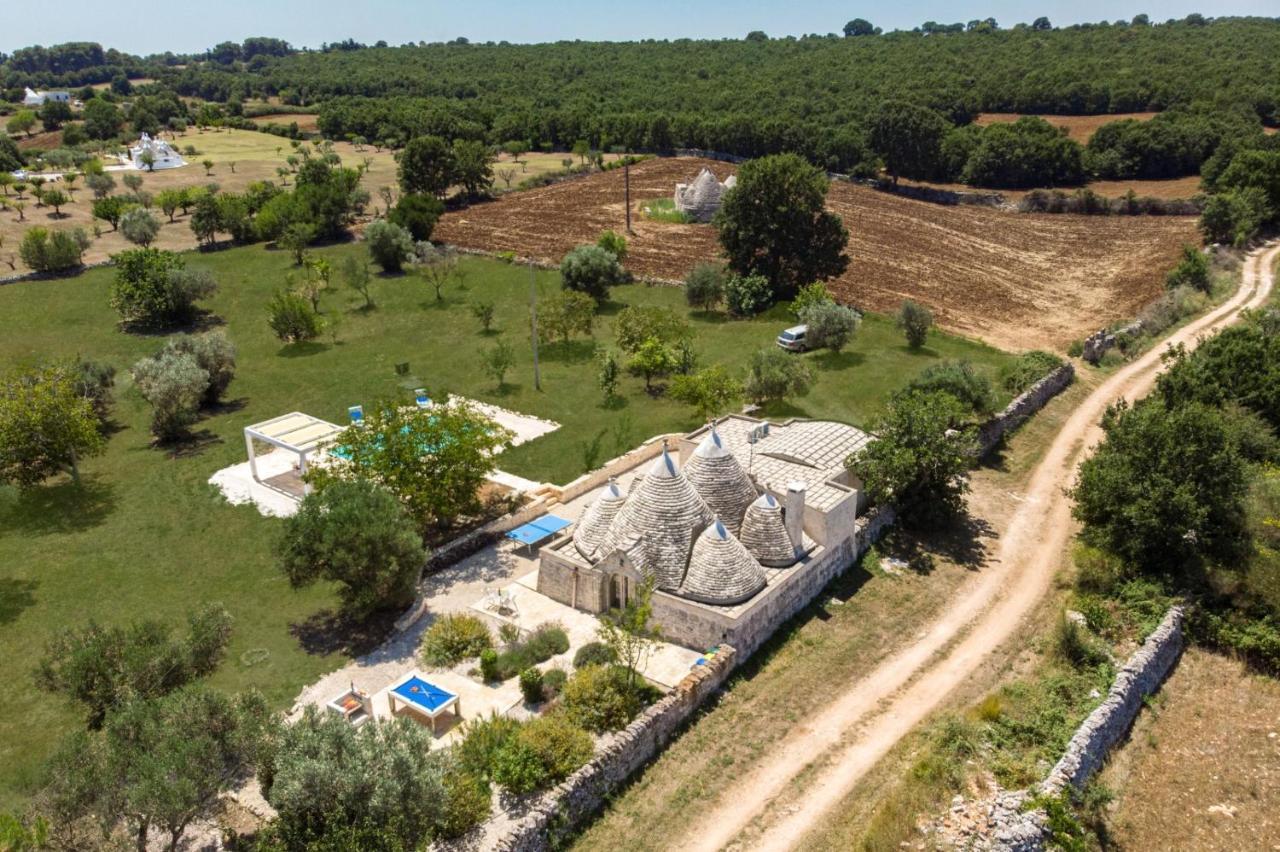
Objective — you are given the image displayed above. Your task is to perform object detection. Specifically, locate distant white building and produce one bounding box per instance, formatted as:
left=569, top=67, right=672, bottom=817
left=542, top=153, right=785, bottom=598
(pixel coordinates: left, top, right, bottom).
left=23, top=88, right=71, bottom=107
left=129, top=133, right=187, bottom=171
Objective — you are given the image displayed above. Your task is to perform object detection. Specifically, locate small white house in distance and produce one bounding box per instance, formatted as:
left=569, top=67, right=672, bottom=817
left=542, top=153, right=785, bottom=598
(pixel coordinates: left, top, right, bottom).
left=23, top=88, right=71, bottom=106
left=129, top=134, right=187, bottom=171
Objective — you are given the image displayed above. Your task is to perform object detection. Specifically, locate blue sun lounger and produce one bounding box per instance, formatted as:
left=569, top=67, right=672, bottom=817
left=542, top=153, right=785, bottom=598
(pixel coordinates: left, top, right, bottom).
left=506, top=515, right=572, bottom=552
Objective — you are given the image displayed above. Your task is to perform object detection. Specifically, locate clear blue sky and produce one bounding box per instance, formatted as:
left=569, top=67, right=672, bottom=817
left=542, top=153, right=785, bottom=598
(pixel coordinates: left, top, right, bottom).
left=3, top=0, right=1275, bottom=55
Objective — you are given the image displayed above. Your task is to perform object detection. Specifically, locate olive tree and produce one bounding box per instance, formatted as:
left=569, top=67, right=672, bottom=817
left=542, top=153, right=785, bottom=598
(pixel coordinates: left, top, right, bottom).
left=0, top=364, right=105, bottom=488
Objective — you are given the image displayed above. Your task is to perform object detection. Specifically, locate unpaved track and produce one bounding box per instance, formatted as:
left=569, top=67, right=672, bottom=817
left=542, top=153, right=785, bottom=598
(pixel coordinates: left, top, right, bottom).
left=675, top=244, right=1279, bottom=852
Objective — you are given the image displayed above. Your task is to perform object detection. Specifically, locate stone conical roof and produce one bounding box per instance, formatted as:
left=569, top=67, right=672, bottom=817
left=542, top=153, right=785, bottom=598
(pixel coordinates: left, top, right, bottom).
left=683, top=427, right=758, bottom=536
left=679, top=518, right=767, bottom=606
left=740, top=493, right=800, bottom=567
left=675, top=168, right=728, bottom=222
left=573, top=478, right=627, bottom=560
left=597, top=449, right=714, bottom=591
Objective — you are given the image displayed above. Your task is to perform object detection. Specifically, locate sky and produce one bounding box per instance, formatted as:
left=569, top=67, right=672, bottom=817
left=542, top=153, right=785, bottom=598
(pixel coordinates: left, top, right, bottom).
left=2, top=0, right=1275, bottom=56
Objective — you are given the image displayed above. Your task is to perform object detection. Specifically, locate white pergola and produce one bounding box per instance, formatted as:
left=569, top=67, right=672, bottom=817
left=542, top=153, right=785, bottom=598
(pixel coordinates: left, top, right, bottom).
left=243, top=412, right=346, bottom=496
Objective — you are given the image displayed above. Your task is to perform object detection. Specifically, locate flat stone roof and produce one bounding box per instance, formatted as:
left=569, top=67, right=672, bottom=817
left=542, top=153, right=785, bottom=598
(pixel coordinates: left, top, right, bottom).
left=691, top=416, right=871, bottom=512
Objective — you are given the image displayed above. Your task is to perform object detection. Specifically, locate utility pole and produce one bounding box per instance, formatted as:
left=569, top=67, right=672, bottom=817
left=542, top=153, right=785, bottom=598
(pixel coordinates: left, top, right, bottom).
left=529, top=263, right=541, bottom=391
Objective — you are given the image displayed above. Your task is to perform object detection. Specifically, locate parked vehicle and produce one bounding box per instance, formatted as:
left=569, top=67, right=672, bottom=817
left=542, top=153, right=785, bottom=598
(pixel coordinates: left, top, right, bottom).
left=776, top=324, right=809, bottom=352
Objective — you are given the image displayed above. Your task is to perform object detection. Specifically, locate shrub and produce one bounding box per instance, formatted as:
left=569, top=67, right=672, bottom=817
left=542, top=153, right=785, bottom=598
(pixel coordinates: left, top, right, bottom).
left=421, top=614, right=493, bottom=667
left=364, top=218, right=415, bottom=273
left=492, top=713, right=593, bottom=794
left=1165, top=244, right=1211, bottom=292
left=799, top=300, right=860, bottom=353
left=538, top=290, right=597, bottom=345
left=440, top=770, right=491, bottom=839
left=161, top=332, right=236, bottom=406
left=120, top=207, right=160, bottom=247
left=267, top=290, right=323, bottom=343
left=560, top=244, right=624, bottom=301
left=573, top=641, right=617, bottom=669
left=561, top=664, right=644, bottom=733
left=596, top=229, right=627, bottom=261
left=897, top=300, right=933, bottom=348
left=743, top=347, right=814, bottom=405
left=1000, top=350, right=1064, bottom=396
left=613, top=305, right=691, bottom=353
left=791, top=281, right=834, bottom=318
left=130, top=349, right=209, bottom=441
left=456, top=712, right=522, bottom=780
left=1050, top=613, right=1108, bottom=669
left=725, top=273, right=772, bottom=316
left=277, top=479, right=426, bottom=619
left=904, top=360, right=997, bottom=416
left=519, top=668, right=545, bottom=704
left=541, top=668, right=568, bottom=700
left=110, top=248, right=216, bottom=328
left=490, top=624, right=571, bottom=681
left=479, top=648, right=499, bottom=682
left=388, top=193, right=445, bottom=241
left=18, top=227, right=88, bottom=274
left=684, top=263, right=727, bottom=311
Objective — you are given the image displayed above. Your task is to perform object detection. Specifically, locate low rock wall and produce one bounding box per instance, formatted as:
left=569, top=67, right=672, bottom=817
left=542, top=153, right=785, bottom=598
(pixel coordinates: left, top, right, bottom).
left=978, top=364, right=1075, bottom=456
left=483, top=647, right=738, bottom=852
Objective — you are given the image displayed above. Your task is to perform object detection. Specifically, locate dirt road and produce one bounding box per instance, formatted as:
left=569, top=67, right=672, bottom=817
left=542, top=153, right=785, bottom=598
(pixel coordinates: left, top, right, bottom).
left=672, top=244, right=1279, bottom=852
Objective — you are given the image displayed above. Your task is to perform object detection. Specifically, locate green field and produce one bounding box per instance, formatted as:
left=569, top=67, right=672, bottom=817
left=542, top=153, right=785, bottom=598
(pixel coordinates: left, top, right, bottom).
left=0, top=242, right=1014, bottom=807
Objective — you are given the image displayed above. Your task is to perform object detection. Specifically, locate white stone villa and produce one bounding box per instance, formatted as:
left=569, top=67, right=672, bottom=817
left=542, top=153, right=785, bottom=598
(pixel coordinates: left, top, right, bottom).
left=674, top=167, right=736, bottom=222
left=537, top=414, right=875, bottom=653
left=23, top=87, right=70, bottom=106
left=128, top=133, right=186, bottom=171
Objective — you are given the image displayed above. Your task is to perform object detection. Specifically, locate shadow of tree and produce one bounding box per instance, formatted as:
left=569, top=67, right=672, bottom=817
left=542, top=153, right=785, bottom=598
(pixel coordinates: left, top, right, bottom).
left=890, top=509, right=996, bottom=570
left=690, top=310, right=730, bottom=325
left=164, top=428, right=224, bottom=459
left=813, top=350, right=867, bottom=371
left=0, top=578, right=38, bottom=626
left=538, top=339, right=597, bottom=364
left=0, top=476, right=116, bottom=537
left=290, top=607, right=400, bottom=657
left=758, top=399, right=812, bottom=419
left=276, top=341, right=330, bottom=358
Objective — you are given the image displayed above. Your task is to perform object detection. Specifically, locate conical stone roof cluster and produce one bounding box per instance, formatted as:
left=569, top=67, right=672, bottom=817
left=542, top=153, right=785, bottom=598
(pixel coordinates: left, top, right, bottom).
left=680, top=518, right=767, bottom=605
left=597, top=449, right=715, bottom=591
left=683, top=427, right=758, bottom=536
left=739, top=493, right=801, bottom=567
left=573, top=478, right=627, bottom=560
left=675, top=168, right=730, bottom=222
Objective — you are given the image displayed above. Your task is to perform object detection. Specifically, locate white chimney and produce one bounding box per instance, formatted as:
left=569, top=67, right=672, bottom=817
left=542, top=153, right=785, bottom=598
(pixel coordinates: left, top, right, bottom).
left=784, top=481, right=806, bottom=554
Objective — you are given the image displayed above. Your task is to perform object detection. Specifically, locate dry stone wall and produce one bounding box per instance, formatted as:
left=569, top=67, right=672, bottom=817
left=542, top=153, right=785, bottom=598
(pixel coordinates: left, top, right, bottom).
left=978, top=364, right=1075, bottom=456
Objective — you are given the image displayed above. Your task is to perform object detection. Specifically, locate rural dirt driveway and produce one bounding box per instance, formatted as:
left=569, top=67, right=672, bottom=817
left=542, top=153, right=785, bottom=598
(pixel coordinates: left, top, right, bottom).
left=672, top=243, right=1280, bottom=852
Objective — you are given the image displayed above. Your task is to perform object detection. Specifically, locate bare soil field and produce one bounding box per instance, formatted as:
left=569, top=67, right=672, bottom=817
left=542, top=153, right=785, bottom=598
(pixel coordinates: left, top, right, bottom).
left=975, top=111, right=1161, bottom=143
left=1098, top=648, right=1280, bottom=851
left=434, top=157, right=1200, bottom=351
left=250, top=112, right=321, bottom=132
left=897, top=174, right=1203, bottom=202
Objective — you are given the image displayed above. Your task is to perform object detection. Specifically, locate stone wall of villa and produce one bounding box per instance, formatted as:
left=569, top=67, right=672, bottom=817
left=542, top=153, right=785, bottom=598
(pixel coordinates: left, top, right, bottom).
left=977, top=364, right=1076, bottom=456
left=481, top=646, right=738, bottom=852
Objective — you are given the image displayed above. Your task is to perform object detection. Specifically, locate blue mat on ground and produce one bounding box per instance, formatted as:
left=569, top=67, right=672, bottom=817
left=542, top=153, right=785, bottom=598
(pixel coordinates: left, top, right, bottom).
left=506, top=515, right=572, bottom=546
left=392, top=676, right=457, bottom=713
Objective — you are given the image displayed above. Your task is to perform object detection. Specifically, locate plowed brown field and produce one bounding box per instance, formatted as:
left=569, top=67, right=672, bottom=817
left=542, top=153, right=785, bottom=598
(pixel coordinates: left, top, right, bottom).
left=434, top=157, right=1199, bottom=352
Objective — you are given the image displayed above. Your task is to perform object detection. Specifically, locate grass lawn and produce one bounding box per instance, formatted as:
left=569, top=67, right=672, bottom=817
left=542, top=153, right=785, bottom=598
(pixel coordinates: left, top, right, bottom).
left=0, top=240, right=1013, bottom=809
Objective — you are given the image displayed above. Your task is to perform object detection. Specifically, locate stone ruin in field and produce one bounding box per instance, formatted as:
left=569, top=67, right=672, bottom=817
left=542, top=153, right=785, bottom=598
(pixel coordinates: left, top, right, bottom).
left=674, top=168, right=736, bottom=222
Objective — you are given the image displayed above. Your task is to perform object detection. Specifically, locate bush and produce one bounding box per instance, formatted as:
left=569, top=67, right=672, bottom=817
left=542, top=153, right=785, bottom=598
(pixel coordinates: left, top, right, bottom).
left=421, top=614, right=493, bottom=667
left=277, top=479, right=426, bottom=620
left=18, top=227, right=89, bottom=274
left=267, top=290, right=323, bottom=342
left=799, top=300, right=860, bottom=353
left=905, top=360, right=997, bottom=416
left=560, top=244, right=624, bottom=301
left=492, top=713, right=593, bottom=794
left=541, top=668, right=568, bottom=700
left=456, top=712, right=522, bottom=780
left=161, top=332, right=236, bottom=406
left=561, top=664, right=644, bottom=733
left=479, top=648, right=499, bottom=682
left=388, top=193, right=445, bottom=241
left=684, top=263, right=727, bottom=311
left=791, top=281, right=834, bottom=318
left=897, top=300, right=933, bottom=348
left=130, top=349, right=209, bottom=441
left=490, top=624, right=570, bottom=681
left=519, top=668, right=544, bottom=704
left=596, top=229, right=627, bottom=261
left=1000, top=350, right=1064, bottom=396
left=1050, top=613, right=1108, bottom=669
left=613, top=305, right=691, bottom=353
left=725, top=273, right=772, bottom=316
left=1165, top=244, right=1212, bottom=292
left=743, top=347, right=814, bottom=405
left=364, top=218, right=415, bottom=273
left=120, top=207, right=160, bottom=247
left=110, top=248, right=216, bottom=328
left=440, top=771, right=491, bottom=839
left=573, top=641, right=617, bottom=669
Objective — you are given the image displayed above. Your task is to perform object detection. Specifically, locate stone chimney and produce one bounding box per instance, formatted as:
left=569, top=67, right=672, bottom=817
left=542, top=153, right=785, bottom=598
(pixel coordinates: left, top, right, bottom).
left=784, top=481, right=806, bottom=554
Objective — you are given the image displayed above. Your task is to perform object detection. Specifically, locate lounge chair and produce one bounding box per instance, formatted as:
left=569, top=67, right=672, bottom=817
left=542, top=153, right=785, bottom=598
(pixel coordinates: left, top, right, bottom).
left=414, top=389, right=431, bottom=408
left=348, top=405, right=364, bottom=426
